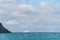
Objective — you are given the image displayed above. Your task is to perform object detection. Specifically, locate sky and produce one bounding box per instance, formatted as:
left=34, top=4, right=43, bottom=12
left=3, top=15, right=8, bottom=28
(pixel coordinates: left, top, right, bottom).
left=0, top=0, right=60, bottom=32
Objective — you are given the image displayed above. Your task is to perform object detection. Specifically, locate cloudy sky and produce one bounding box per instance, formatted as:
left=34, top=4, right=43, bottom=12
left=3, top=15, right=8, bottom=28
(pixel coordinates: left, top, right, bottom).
left=0, top=0, right=60, bottom=32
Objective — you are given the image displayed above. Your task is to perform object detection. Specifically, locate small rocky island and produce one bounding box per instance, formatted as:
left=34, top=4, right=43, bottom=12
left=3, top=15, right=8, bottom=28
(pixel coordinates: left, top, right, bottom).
left=0, top=23, right=11, bottom=33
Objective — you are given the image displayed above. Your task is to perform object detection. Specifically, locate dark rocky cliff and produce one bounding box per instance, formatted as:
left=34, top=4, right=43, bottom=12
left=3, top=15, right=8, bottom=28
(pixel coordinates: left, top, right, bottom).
left=0, top=23, right=11, bottom=33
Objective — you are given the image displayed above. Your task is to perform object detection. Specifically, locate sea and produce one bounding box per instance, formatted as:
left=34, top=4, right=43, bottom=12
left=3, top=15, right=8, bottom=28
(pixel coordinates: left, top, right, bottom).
left=0, top=32, right=60, bottom=40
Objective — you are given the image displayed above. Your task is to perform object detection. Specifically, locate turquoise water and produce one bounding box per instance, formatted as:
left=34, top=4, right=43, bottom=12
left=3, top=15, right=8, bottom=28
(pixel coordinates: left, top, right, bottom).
left=0, top=32, right=60, bottom=40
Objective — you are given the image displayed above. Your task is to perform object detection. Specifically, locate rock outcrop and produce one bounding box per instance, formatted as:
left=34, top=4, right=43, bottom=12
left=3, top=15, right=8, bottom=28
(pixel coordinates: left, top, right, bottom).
left=0, top=23, right=11, bottom=33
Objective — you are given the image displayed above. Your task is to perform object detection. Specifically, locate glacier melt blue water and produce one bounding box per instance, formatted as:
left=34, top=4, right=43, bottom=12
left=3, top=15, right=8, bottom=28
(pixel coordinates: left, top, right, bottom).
left=0, top=32, right=60, bottom=40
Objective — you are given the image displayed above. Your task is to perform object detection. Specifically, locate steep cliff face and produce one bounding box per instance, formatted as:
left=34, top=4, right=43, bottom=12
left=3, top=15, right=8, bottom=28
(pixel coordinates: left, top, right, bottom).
left=0, top=23, right=11, bottom=33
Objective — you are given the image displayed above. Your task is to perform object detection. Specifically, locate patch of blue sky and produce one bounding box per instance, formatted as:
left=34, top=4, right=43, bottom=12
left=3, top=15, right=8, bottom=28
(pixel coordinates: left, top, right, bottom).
left=18, top=0, right=60, bottom=7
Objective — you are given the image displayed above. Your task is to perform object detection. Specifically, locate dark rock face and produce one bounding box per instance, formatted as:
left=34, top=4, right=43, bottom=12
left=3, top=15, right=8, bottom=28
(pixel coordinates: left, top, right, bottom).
left=0, top=23, right=11, bottom=33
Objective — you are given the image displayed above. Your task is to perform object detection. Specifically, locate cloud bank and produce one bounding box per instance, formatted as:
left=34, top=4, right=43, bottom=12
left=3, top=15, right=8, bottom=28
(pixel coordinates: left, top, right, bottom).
left=0, top=0, right=60, bottom=32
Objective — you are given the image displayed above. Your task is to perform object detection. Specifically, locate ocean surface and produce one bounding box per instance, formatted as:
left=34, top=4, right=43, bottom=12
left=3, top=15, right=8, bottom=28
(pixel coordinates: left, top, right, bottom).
left=0, top=32, right=60, bottom=40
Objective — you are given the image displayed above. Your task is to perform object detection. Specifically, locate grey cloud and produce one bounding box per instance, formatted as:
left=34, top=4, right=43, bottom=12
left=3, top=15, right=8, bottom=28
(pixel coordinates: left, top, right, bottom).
left=0, top=1, right=60, bottom=32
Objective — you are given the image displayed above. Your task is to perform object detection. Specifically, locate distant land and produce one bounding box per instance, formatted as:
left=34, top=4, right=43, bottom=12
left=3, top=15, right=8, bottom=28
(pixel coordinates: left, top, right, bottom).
left=0, top=23, right=11, bottom=33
